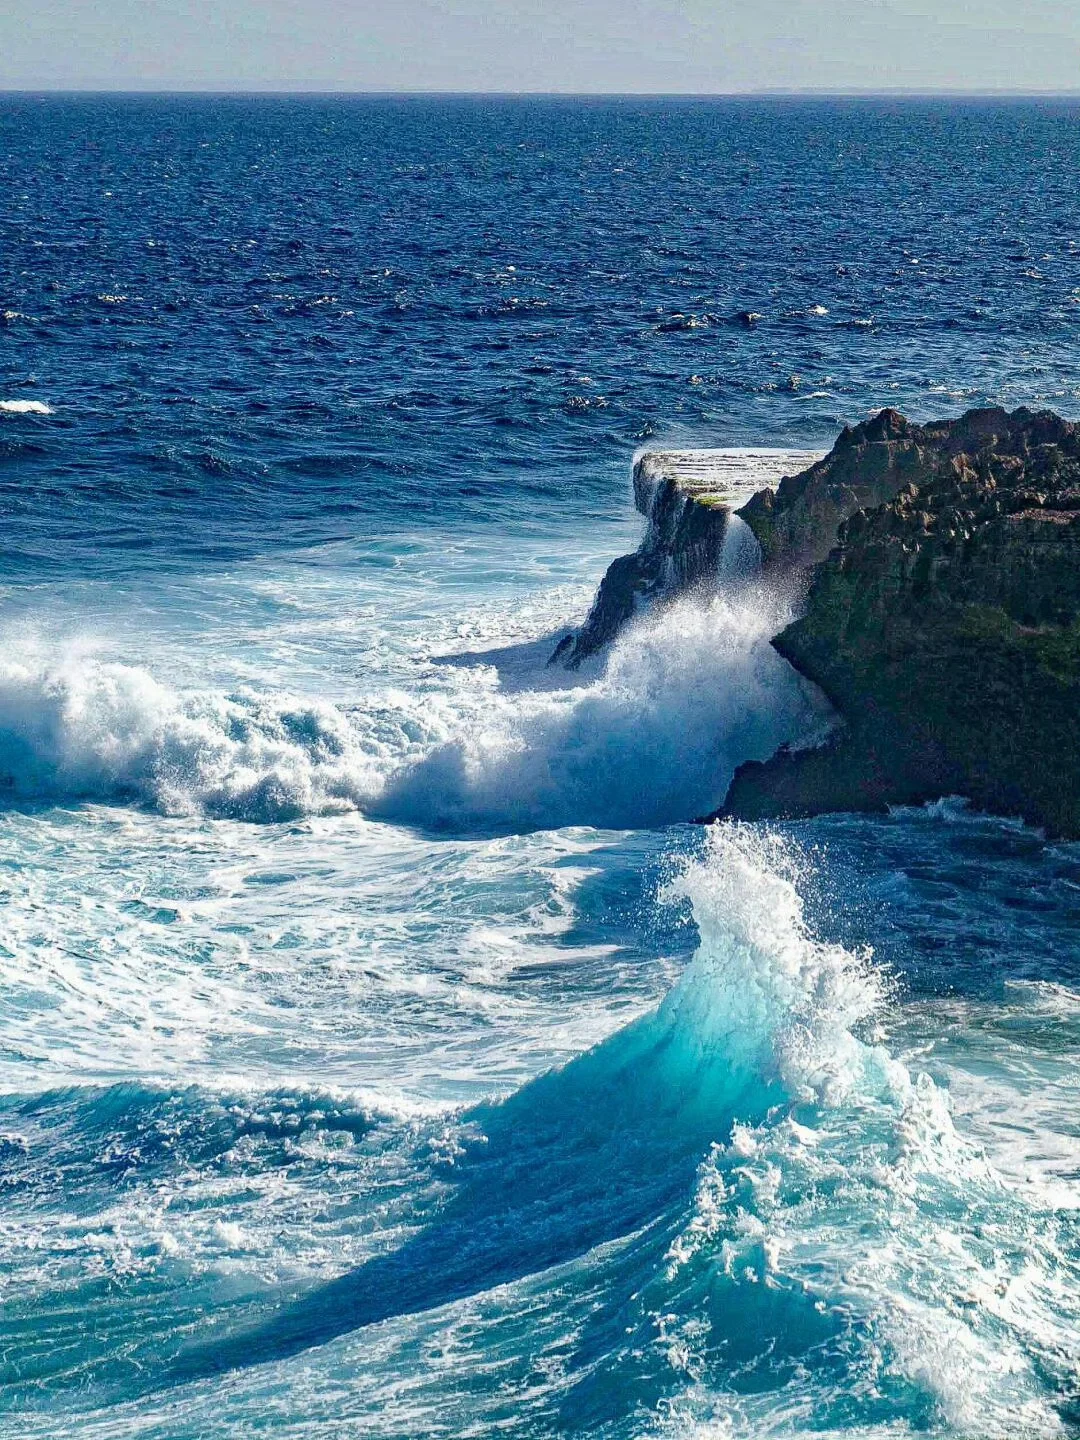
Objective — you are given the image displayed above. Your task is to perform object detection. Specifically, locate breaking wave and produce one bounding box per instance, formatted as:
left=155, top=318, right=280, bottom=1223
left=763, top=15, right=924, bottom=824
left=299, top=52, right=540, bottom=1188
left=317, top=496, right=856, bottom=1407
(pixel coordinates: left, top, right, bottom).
left=0, top=649, right=380, bottom=821
left=0, top=587, right=829, bottom=828
left=143, top=825, right=899, bottom=1389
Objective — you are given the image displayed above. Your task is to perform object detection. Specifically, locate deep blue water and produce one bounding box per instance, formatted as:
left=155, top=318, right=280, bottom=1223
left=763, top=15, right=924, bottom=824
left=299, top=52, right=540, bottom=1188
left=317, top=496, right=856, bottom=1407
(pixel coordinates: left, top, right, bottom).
left=1, top=96, right=1080, bottom=1438
left=3, top=95, right=1080, bottom=569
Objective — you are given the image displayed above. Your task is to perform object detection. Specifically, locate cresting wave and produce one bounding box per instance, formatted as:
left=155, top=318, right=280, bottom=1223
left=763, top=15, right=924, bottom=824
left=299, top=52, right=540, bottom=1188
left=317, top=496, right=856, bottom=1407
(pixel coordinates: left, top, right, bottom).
left=655, top=831, right=1077, bottom=1438
left=100, top=825, right=902, bottom=1395
left=661, top=826, right=893, bottom=1106
left=57, top=826, right=1070, bottom=1440
left=0, top=587, right=830, bottom=828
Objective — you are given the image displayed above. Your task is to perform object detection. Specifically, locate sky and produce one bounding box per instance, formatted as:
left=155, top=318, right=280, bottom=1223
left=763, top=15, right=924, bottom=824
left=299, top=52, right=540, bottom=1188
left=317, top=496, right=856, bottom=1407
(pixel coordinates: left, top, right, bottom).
left=1, top=0, right=1079, bottom=93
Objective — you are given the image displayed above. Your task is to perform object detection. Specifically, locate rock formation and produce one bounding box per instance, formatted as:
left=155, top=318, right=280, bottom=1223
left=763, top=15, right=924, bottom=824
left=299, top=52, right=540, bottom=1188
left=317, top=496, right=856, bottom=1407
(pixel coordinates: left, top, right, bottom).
left=552, top=448, right=822, bottom=668
left=722, top=406, right=1080, bottom=837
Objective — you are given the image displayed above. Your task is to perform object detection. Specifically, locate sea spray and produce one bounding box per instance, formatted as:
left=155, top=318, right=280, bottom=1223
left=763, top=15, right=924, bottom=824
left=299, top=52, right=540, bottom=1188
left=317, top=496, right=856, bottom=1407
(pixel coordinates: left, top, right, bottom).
left=659, top=824, right=895, bottom=1105
left=375, top=587, right=833, bottom=832
left=0, top=585, right=830, bottom=828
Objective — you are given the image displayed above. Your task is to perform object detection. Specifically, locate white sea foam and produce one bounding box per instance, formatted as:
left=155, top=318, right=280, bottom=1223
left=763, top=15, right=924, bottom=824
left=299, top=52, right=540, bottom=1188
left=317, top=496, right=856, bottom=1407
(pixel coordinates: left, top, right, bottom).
left=0, top=581, right=829, bottom=830
left=0, top=399, right=54, bottom=415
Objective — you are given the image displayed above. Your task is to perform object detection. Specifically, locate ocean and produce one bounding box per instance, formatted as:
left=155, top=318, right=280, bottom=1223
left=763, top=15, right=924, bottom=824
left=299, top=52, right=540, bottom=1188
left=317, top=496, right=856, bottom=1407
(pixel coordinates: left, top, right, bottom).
left=1, top=93, right=1080, bottom=1437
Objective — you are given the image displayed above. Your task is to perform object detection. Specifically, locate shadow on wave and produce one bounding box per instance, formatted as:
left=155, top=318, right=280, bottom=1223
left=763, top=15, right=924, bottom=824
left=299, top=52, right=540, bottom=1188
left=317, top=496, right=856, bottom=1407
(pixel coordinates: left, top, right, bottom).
left=164, top=1012, right=780, bottom=1387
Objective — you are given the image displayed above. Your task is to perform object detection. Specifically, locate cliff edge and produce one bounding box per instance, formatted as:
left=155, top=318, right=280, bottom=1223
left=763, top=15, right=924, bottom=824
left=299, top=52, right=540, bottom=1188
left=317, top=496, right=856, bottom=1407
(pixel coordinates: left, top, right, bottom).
left=552, top=448, right=822, bottom=668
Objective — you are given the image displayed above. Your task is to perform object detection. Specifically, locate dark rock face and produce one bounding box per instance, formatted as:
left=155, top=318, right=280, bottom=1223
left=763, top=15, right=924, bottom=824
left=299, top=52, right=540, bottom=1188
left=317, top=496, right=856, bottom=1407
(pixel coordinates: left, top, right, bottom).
left=737, top=404, right=1070, bottom=570
left=724, top=406, right=1080, bottom=836
left=555, top=469, right=734, bottom=668
left=554, top=448, right=823, bottom=669
left=553, top=451, right=799, bottom=669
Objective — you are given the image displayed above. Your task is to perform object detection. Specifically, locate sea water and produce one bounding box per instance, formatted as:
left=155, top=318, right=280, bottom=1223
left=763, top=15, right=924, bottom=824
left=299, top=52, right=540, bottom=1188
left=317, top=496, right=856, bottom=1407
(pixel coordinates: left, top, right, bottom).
left=1, top=95, right=1079, bottom=1438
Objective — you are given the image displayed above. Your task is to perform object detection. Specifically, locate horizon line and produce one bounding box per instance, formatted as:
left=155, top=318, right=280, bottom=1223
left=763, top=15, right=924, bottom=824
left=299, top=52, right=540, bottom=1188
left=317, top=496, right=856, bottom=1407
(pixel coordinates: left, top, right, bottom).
left=3, top=85, right=1080, bottom=100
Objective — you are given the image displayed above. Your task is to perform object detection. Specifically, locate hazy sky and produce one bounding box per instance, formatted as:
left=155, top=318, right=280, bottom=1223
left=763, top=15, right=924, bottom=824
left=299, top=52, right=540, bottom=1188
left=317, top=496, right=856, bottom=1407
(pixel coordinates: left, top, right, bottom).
left=2, top=0, right=1079, bottom=93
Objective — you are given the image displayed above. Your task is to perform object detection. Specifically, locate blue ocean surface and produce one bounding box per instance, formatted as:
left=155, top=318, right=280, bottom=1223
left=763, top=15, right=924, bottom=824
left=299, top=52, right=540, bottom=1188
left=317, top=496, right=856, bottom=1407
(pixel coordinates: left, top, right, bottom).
left=1, top=94, right=1079, bottom=1438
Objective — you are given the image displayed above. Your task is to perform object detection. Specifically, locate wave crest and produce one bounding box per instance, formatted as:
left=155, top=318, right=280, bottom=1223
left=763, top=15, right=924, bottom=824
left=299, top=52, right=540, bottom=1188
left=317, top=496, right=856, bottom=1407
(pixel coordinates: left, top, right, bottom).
left=661, top=823, right=892, bottom=1105
left=0, top=652, right=379, bottom=822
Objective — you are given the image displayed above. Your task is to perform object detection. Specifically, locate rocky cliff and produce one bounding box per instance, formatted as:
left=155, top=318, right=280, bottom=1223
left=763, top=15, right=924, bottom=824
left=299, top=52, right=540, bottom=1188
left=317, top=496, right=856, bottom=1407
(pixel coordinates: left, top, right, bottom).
left=723, top=406, right=1080, bottom=836
left=552, top=448, right=822, bottom=668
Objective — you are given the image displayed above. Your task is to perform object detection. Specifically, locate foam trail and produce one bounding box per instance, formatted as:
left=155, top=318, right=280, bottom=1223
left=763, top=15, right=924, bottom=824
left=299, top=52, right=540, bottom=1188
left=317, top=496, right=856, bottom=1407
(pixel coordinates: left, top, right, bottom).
left=717, top=513, right=762, bottom=583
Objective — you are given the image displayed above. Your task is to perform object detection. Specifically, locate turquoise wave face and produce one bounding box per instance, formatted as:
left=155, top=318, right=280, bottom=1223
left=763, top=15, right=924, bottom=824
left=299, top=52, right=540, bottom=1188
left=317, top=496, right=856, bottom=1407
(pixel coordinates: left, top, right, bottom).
left=2, top=97, right=1080, bottom=1440
left=3, top=807, right=1080, bottom=1437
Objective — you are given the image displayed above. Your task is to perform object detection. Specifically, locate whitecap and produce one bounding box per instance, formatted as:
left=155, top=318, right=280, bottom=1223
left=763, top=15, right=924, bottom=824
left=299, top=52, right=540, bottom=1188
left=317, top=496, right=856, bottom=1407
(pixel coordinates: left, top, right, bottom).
left=0, top=399, right=54, bottom=415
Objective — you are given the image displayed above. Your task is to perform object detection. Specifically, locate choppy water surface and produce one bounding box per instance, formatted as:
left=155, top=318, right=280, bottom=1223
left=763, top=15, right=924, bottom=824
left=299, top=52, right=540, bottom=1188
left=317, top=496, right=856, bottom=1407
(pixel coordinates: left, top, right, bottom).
left=1, top=96, right=1079, bottom=1438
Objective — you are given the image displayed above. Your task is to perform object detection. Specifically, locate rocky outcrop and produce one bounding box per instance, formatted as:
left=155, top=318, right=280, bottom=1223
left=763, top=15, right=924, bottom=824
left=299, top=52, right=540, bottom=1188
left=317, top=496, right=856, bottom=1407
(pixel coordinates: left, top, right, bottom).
left=722, top=406, right=1080, bottom=836
left=736, top=404, right=1071, bottom=570
left=552, top=448, right=822, bottom=668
